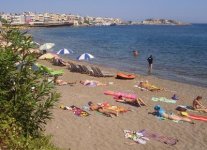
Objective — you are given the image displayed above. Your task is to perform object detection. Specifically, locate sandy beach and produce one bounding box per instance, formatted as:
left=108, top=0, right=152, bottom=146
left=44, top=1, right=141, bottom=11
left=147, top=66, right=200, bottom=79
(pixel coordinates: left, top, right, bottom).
left=40, top=59, right=207, bottom=150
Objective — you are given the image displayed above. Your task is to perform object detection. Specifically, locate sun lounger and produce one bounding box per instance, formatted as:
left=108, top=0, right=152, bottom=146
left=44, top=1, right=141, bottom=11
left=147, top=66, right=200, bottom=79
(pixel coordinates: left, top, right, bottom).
left=68, top=62, right=81, bottom=72
left=95, top=67, right=115, bottom=77
left=81, top=65, right=94, bottom=75
left=77, top=65, right=88, bottom=74
left=91, top=66, right=102, bottom=77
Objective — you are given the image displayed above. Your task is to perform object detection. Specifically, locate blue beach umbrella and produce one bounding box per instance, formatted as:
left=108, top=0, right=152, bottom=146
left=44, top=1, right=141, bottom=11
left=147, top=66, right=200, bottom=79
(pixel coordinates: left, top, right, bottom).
left=77, top=53, right=95, bottom=61
left=57, top=48, right=73, bottom=55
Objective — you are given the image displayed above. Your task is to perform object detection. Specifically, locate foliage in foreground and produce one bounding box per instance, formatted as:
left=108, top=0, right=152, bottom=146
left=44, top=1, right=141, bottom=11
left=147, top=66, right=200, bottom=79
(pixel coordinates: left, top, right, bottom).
left=0, top=26, right=60, bottom=149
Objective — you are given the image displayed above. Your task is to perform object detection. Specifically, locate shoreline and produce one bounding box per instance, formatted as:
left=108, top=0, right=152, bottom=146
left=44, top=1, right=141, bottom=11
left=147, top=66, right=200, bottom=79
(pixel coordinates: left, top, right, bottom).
left=38, top=57, right=207, bottom=150
left=60, top=56, right=207, bottom=88
left=39, top=57, right=207, bottom=91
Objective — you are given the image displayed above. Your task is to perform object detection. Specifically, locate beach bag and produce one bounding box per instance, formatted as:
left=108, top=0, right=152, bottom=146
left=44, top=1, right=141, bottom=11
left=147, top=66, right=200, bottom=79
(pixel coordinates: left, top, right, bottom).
left=176, top=106, right=187, bottom=112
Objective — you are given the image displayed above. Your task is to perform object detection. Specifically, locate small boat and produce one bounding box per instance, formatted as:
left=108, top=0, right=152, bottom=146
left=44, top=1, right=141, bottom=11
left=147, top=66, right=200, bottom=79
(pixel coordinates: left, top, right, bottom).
left=116, top=73, right=135, bottom=80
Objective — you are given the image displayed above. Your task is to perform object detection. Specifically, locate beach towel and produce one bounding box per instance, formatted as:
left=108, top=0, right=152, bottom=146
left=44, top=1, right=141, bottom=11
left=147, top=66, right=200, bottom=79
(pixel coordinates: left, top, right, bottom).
left=70, top=105, right=90, bottom=117
left=156, top=116, right=180, bottom=123
left=104, top=91, right=137, bottom=100
left=151, top=97, right=176, bottom=104
left=81, top=81, right=97, bottom=87
left=138, top=129, right=178, bottom=146
left=123, top=130, right=149, bottom=144
left=60, top=105, right=90, bottom=117
left=181, top=112, right=207, bottom=122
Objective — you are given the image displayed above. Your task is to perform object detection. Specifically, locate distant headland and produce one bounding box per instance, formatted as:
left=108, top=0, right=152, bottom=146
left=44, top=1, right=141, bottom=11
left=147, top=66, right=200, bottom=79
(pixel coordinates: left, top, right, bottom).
left=0, top=12, right=190, bottom=27
left=129, top=18, right=191, bottom=26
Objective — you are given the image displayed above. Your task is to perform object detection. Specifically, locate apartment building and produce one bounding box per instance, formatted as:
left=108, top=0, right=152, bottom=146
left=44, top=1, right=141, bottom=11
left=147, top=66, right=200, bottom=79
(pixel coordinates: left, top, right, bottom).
left=11, top=15, right=26, bottom=25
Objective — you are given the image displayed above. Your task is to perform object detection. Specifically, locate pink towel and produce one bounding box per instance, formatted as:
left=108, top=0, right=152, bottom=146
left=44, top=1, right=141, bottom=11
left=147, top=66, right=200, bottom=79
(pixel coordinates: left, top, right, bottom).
left=104, top=91, right=137, bottom=100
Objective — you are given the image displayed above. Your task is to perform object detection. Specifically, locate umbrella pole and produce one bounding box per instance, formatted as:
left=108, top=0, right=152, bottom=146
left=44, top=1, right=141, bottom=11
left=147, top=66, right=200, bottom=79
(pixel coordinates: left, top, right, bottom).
left=43, top=50, right=47, bottom=54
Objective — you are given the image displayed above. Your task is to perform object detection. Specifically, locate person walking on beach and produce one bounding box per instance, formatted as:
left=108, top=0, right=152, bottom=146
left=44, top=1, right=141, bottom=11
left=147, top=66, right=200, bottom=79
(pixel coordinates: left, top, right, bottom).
left=147, top=55, right=153, bottom=74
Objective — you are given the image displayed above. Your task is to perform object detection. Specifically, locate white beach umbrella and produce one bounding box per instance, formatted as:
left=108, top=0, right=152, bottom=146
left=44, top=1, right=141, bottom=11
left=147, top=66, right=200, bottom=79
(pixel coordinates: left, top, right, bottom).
left=39, top=43, right=55, bottom=51
left=57, top=48, right=73, bottom=55
left=77, top=53, right=95, bottom=60
left=39, top=53, right=59, bottom=60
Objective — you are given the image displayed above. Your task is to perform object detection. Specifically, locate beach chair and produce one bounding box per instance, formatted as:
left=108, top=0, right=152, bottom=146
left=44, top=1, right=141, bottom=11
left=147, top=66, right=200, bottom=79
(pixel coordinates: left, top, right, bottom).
left=95, top=67, right=115, bottom=77
left=68, top=62, right=75, bottom=71
left=81, top=65, right=94, bottom=76
left=77, top=65, right=87, bottom=74
left=68, top=62, right=81, bottom=72
left=91, top=66, right=102, bottom=77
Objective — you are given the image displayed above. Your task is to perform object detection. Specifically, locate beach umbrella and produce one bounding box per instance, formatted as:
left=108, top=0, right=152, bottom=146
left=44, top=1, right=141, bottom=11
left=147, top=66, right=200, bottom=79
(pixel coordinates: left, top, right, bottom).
left=77, top=53, right=95, bottom=61
left=39, top=43, right=55, bottom=51
left=34, top=41, right=40, bottom=46
left=57, top=48, right=73, bottom=55
left=39, top=53, right=59, bottom=60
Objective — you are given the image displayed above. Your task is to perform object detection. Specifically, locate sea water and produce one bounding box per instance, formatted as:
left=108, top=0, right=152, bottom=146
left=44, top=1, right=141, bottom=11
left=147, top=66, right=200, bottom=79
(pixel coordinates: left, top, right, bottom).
left=28, top=24, right=207, bottom=87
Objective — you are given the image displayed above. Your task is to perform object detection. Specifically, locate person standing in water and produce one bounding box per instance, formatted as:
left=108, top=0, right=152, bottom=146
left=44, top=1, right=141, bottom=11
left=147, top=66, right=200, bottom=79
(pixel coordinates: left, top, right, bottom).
left=133, top=50, right=139, bottom=57
left=147, top=55, right=153, bottom=74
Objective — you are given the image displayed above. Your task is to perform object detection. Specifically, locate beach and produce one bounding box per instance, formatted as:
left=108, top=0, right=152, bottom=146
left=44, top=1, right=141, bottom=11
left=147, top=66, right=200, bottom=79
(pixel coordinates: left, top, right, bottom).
left=39, top=59, right=207, bottom=150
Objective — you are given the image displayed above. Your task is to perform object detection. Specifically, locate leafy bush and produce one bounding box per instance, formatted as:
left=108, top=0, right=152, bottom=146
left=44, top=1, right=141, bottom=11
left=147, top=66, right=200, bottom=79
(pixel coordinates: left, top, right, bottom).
left=0, top=27, right=60, bottom=149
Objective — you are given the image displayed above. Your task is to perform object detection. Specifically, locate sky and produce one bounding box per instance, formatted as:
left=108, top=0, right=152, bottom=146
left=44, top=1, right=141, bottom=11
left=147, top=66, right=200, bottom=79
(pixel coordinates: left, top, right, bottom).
left=0, top=0, right=206, bottom=23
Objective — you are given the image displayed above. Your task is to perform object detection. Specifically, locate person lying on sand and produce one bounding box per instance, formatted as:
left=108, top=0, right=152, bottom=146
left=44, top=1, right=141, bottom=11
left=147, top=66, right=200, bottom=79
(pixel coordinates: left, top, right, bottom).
left=115, top=96, right=147, bottom=107
left=88, top=101, right=129, bottom=117
left=139, top=81, right=161, bottom=92
left=149, top=105, right=194, bottom=124
left=80, top=80, right=106, bottom=87
left=54, top=76, right=76, bottom=86
left=193, top=96, right=207, bottom=113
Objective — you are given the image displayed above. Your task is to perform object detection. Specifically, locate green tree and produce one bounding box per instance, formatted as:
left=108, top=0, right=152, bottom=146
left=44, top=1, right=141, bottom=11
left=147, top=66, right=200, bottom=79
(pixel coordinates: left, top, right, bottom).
left=0, top=27, right=60, bottom=148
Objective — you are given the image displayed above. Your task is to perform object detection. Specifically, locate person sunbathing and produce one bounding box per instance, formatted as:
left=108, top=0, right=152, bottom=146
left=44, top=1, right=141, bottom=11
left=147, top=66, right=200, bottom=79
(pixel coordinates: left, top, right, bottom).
left=80, top=80, right=106, bottom=87
left=193, top=96, right=207, bottom=113
left=115, top=96, right=147, bottom=107
left=88, top=101, right=129, bottom=117
left=54, top=76, right=76, bottom=86
left=139, top=81, right=161, bottom=91
left=149, top=105, right=194, bottom=124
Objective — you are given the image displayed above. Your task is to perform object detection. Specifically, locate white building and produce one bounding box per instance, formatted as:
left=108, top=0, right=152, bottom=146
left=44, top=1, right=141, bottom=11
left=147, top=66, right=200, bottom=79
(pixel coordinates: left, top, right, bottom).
left=43, top=13, right=51, bottom=22
left=11, top=15, right=26, bottom=25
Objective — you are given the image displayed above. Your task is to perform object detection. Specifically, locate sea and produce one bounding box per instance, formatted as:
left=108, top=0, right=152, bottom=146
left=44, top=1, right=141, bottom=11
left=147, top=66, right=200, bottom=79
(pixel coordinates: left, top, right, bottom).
left=28, top=24, right=207, bottom=87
